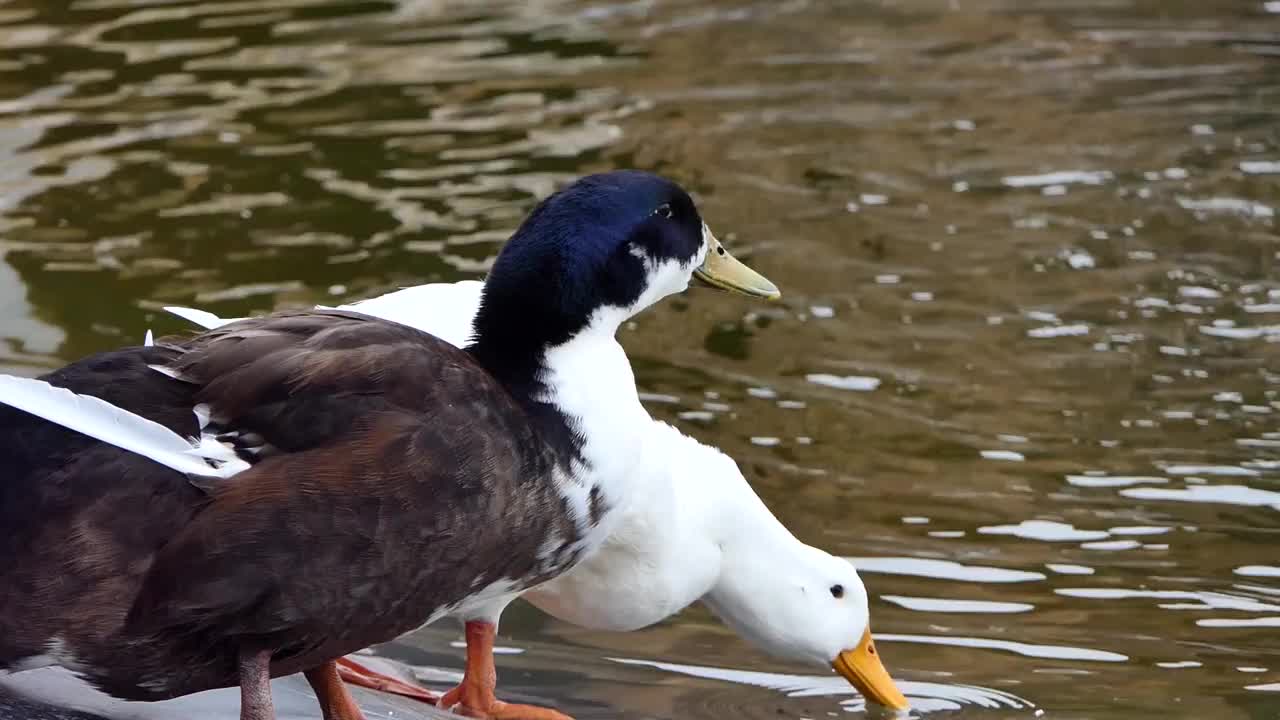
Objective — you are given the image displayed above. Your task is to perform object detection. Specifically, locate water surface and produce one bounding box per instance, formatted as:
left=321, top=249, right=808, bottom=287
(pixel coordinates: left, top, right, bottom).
left=1, top=0, right=1278, bottom=717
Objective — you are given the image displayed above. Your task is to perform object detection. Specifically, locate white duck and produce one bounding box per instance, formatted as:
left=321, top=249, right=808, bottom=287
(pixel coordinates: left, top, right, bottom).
left=164, top=280, right=911, bottom=713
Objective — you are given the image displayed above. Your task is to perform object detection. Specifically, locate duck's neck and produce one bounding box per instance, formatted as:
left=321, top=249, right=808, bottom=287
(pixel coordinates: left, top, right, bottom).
left=470, top=305, right=648, bottom=544
left=629, top=426, right=805, bottom=616
left=537, top=317, right=650, bottom=536
left=688, top=450, right=818, bottom=660
left=466, top=267, right=634, bottom=383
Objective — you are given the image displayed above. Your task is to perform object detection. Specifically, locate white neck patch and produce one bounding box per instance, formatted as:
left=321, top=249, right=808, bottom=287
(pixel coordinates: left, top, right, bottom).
left=534, top=238, right=705, bottom=558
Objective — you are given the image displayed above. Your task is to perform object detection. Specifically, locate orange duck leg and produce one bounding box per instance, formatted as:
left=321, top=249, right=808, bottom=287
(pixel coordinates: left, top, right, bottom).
left=436, top=621, right=572, bottom=720
left=335, top=622, right=571, bottom=720
left=306, top=660, right=368, bottom=720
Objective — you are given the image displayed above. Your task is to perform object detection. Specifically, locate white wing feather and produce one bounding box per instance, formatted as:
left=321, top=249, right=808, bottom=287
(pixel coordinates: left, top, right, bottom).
left=0, top=375, right=248, bottom=479
left=162, top=305, right=239, bottom=330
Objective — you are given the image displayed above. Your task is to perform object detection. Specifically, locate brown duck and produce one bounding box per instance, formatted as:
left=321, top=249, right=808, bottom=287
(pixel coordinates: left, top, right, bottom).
left=0, top=171, right=779, bottom=720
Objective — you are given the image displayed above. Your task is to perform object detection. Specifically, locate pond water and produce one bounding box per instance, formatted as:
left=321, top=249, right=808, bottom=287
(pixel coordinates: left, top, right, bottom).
left=1, top=0, right=1278, bottom=718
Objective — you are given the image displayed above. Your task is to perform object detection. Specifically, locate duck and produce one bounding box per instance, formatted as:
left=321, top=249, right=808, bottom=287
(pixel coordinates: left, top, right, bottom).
left=162, top=281, right=912, bottom=713
left=0, top=171, right=785, bottom=720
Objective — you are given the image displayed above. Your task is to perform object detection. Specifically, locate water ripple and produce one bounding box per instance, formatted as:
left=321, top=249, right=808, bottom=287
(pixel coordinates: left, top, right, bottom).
left=3, top=1, right=1280, bottom=718
left=607, top=657, right=1035, bottom=713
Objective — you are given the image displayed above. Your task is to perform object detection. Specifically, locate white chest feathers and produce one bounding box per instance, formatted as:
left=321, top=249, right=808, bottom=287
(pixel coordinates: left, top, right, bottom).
left=522, top=422, right=731, bottom=631
left=523, top=500, right=721, bottom=631
left=538, top=326, right=651, bottom=544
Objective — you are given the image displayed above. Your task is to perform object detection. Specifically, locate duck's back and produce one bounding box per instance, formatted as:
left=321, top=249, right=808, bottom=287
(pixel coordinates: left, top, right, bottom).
left=0, top=311, right=580, bottom=700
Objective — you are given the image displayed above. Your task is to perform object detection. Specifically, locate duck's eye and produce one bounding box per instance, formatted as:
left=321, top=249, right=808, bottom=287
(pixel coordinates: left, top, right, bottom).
left=830, top=584, right=845, bottom=599
left=654, top=203, right=673, bottom=219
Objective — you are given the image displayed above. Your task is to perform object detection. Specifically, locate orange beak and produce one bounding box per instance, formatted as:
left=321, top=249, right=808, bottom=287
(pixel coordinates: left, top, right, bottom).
left=831, top=628, right=910, bottom=711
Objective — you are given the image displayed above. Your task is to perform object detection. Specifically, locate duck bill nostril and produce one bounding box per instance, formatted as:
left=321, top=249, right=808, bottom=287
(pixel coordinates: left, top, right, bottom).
left=692, top=224, right=781, bottom=300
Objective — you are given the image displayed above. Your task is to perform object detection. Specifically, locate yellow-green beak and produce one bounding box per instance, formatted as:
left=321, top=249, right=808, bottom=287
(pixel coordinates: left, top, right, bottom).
left=692, top=224, right=781, bottom=300
left=832, top=628, right=910, bottom=712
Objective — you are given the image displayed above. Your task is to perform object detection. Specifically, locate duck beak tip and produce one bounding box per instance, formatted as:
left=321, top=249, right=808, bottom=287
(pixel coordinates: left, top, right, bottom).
left=694, top=225, right=780, bottom=300
left=832, top=629, right=910, bottom=712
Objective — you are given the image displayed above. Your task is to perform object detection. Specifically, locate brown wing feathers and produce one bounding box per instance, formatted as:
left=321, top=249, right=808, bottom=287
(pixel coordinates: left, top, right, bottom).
left=115, top=310, right=553, bottom=679
left=160, top=310, right=479, bottom=452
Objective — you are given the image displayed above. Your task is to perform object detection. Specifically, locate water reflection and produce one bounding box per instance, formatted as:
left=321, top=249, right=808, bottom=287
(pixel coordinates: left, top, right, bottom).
left=0, top=0, right=639, bottom=363
left=849, top=557, right=1047, bottom=584
left=2, top=0, right=1280, bottom=718
left=607, top=657, right=1035, bottom=714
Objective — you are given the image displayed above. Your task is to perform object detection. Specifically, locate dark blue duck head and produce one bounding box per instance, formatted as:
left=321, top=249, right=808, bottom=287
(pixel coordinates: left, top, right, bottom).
left=469, top=170, right=778, bottom=383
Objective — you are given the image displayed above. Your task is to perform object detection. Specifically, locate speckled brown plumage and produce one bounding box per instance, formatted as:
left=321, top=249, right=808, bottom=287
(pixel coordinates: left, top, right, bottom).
left=0, top=310, right=582, bottom=702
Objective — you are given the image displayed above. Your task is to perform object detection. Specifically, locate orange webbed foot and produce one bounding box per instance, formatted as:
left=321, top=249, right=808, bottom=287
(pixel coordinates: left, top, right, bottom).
left=438, top=683, right=573, bottom=720
left=335, top=656, right=440, bottom=704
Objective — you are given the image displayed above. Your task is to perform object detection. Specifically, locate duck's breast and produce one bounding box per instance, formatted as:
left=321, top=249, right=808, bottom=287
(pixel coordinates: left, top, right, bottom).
left=522, top=486, right=721, bottom=632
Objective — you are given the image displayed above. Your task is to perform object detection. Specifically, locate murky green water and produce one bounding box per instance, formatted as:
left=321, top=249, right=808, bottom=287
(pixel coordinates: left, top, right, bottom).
left=2, top=0, right=1279, bottom=717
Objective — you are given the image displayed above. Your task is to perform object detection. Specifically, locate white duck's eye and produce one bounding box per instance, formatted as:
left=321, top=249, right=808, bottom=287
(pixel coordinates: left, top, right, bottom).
left=830, top=584, right=845, bottom=599
left=654, top=203, right=673, bottom=219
